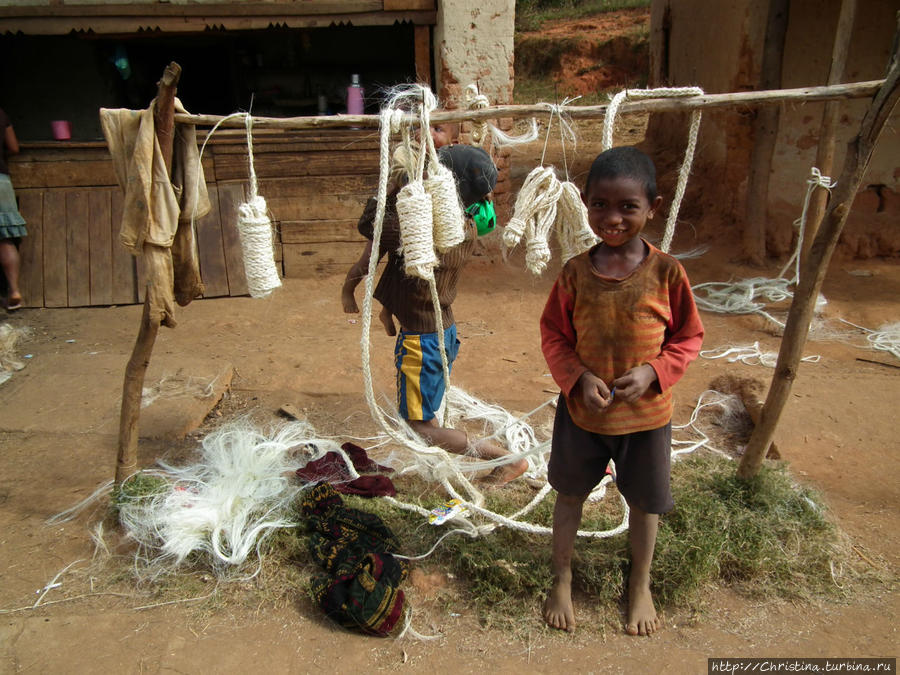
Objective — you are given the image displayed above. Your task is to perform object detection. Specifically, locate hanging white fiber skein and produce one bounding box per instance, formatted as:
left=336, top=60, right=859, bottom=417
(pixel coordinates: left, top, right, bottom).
left=237, top=113, right=282, bottom=297
left=505, top=166, right=563, bottom=274
left=395, top=89, right=438, bottom=280
left=555, top=181, right=598, bottom=264
left=422, top=91, right=465, bottom=252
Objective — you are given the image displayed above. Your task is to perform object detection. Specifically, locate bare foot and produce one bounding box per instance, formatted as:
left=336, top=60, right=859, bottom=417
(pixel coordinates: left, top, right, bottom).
left=341, top=282, right=359, bottom=314
left=379, top=306, right=397, bottom=336
left=543, top=574, right=576, bottom=632
left=480, top=457, right=528, bottom=486
left=624, top=578, right=660, bottom=636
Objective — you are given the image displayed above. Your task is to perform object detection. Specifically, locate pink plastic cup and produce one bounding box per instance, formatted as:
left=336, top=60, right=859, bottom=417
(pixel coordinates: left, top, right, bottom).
left=51, top=120, right=72, bottom=140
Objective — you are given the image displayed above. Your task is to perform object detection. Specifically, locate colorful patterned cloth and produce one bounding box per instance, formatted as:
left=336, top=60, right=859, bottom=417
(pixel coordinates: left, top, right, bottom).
left=301, top=482, right=408, bottom=636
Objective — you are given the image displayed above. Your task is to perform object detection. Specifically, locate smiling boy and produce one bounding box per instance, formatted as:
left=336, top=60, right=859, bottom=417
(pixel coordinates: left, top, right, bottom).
left=539, top=146, right=704, bottom=634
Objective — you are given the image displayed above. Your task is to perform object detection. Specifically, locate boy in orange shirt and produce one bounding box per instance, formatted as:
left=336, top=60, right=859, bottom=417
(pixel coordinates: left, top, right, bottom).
left=540, top=146, right=703, bottom=634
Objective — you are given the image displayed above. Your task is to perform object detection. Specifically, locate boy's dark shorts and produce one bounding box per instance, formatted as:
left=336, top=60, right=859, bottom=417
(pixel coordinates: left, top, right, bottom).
left=548, top=395, right=674, bottom=515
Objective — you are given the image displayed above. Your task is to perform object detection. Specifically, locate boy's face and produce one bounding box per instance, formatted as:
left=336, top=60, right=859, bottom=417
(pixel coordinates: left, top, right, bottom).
left=430, top=124, right=454, bottom=149
left=582, top=176, right=662, bottom=248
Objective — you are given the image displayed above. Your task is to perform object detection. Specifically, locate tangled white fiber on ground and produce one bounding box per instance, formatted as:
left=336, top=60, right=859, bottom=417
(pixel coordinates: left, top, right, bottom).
left=116, top=419, right=354, bottom=581
left=839, top=319, right=900, bottom=361
left=700, top=342, right=820, bottom=368
left=692, top=167, right=834, bottom=329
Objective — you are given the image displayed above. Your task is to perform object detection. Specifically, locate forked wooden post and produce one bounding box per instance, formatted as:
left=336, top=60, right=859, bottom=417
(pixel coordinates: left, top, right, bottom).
left=115, top=62, right=182, bottom=485
left=738, top=19, right=900, bottom=479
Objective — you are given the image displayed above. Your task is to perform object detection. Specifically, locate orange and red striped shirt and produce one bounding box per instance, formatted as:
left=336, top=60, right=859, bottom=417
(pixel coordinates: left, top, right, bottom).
left=540, top=241, right=704, bottom=435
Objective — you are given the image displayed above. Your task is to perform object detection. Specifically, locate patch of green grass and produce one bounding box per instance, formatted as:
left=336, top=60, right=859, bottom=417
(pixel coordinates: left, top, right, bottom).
left=332, top=455, right=855, bottom=624
left=111, top=472, right=168, bottom=508
left=516, top=0, right=652, bottom=32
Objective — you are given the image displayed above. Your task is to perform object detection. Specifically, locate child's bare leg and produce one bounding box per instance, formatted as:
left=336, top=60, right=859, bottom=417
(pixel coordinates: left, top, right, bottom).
left=544, top=492, right=585, bottom=632
left=473, top=438, right=527, bottom=485
left=407, top=419, right=526, bottom=485
left=625, top=505, right=661, bottom=636
left=0, top=240, right=22, bottom=307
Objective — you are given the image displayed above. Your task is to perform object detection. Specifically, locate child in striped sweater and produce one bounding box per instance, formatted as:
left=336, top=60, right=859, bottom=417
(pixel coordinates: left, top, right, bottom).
left=540, top=146, right=704, bottom=635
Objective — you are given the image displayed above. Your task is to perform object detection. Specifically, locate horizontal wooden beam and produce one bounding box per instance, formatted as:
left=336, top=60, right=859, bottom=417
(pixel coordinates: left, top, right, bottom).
left=174, top=80, right=886, bottom=130
left=0, top=1, right=383, bottom=18
left=0, top=9, right=435, bottom=35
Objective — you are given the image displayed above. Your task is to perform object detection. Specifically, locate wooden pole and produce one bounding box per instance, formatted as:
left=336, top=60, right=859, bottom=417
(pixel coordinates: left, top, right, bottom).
left=799, top=0, right=857, bottom=268
left=115, top=62, right=182, bottom=485
left=172, top=80, right=884, bottom=130
left=743, top=0, right=790, bottom=266
left=737, top=21, right=900, bottom=480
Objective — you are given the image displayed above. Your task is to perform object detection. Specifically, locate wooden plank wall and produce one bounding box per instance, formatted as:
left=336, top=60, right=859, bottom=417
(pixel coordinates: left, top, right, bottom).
left=210, top=130, right=379, bottom=278
left=17, top=186, right=138, bottom=308
left=11, top=129, right=379, bottom=306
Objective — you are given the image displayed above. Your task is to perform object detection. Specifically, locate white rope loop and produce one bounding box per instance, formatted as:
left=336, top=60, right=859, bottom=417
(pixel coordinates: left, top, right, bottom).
left=602, top=87, right=704, bottom=253
left=777, top=166, right=836, bottom=284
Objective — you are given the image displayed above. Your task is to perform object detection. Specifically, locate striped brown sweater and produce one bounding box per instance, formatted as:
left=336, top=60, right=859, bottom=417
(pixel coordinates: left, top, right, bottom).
left=540, top=241, right=704, bottom=435
left=357, top=190, right=475, bottom=334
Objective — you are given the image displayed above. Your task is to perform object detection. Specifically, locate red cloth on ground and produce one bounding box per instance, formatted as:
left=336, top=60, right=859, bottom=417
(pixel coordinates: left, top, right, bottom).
left=295, top=443, right=396, bottom=498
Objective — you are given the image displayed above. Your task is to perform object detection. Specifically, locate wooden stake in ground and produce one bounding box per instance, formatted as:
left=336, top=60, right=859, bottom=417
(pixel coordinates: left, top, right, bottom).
left=800, top=0, right=857, bottom=269
left=115, top=62, right=182, bottom=485
left=738, top=20, right=900, bottom=480
left=743, top=0, right=790, bottom=265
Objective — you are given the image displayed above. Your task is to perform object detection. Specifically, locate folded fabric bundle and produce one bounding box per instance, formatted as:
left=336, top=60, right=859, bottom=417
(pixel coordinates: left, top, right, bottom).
left=301, top=482, right=408, bottom=636
left=296, top=442, right=396, bottom=498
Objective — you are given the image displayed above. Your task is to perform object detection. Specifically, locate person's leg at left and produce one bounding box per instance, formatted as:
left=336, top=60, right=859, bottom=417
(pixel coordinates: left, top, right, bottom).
left=0, top=239, right=22, bottom=308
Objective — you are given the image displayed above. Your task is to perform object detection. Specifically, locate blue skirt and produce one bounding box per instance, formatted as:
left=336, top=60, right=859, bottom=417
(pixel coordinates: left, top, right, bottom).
left=0, top=174, right=27, bottom=240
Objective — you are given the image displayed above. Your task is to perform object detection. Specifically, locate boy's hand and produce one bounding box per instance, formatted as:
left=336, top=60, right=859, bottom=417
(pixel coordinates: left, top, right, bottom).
left=576, top=371, right=613, bottom=413
left=612, top=365, right=658, bottom=403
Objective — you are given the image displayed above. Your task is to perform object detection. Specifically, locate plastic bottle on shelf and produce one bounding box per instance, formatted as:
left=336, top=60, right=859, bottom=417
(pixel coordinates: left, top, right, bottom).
left=346, top=74, right=365, bottom=115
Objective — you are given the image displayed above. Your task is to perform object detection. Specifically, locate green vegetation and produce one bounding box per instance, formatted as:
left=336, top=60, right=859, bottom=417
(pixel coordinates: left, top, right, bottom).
left=278, top=454, right=854, bottom=626
left=516, top=0, right=652, bottom=32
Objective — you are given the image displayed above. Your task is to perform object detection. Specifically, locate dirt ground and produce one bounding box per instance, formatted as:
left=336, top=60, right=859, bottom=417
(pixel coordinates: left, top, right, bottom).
left=2, top=9, right=899, bottom=675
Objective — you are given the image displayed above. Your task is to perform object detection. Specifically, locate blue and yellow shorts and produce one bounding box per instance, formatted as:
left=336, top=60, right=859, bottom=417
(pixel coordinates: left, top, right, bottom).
left=394, top=324, right=460, bottom=421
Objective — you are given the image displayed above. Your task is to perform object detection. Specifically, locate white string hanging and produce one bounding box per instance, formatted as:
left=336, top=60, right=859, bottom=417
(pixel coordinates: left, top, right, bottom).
left=602, top=87, right=704, bottom=253
left=463, top=83, right=540, bottom=149
left=465, top=83, right=491, bottom=147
